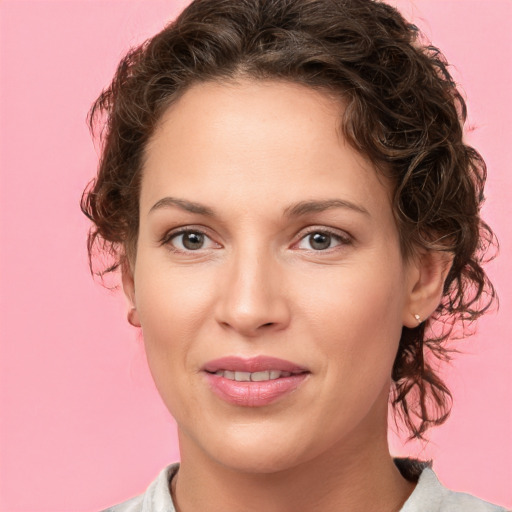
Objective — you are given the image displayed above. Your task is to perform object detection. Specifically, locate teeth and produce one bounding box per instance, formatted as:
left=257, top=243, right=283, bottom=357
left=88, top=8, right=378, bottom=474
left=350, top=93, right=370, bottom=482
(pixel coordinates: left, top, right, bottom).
left=234, top=371, right=251, bottom=382
left=214, top=370, right=294, bottom=381
left=251, top=371, right=270, bottom=382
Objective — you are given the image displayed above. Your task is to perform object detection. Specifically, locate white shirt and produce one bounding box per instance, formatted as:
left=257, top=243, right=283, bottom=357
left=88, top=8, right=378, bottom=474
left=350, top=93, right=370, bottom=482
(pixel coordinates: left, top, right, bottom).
left=102, top=462, right=507, bottom=512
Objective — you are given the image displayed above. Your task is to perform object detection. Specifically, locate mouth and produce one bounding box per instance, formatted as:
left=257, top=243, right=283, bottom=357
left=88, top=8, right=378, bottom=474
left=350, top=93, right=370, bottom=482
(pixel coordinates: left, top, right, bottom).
left=202, top=355, right=309, bottom=374
left=202, top=356, right=310, bottom=407
left=208, top=369, right=304, bottom=381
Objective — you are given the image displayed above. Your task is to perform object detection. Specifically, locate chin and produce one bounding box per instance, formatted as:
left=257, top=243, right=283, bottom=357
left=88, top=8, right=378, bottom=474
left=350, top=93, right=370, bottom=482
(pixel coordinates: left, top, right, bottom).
left=197, top=423, right=316, bottom=475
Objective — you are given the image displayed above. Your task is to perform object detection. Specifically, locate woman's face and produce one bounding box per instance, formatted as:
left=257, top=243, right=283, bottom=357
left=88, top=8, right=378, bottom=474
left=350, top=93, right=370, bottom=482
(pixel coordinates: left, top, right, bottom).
left=126, top=79, right=420, bottom=472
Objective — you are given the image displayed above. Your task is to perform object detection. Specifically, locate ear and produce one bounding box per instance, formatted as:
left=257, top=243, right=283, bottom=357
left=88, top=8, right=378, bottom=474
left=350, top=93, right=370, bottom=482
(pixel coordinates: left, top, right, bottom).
left=402, top=249, right=454, bottom=328
left=121, top=259, right=141, bottom=328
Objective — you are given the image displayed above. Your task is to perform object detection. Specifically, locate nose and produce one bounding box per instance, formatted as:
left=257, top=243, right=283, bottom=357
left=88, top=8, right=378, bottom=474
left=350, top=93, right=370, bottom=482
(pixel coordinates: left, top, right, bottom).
left=214, top=245, right=291, bottom=338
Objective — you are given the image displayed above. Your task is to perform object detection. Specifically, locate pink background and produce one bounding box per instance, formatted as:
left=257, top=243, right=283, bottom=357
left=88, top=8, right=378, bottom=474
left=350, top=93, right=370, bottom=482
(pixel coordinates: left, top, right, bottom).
left=0, top=1, right=510, bottom=510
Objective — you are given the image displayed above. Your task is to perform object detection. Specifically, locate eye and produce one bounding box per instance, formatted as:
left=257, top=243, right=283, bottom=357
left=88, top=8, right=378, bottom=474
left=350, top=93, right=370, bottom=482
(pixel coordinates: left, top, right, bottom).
left=162, top=228, right=217, bottom=253
left=296, top=228, right=352, bottom=251
left=161, top=226, right=351, bottom=254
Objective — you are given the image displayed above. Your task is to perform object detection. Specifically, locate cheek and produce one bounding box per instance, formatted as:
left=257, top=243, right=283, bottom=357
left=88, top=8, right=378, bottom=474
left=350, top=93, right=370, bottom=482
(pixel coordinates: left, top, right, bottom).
left=136, top=259, right=213, bottom=335
left=303, top=249, right=406, bottom=381
left=133, top=263, right=214, bottom=403
left=303, top=251, right=404, bottom=332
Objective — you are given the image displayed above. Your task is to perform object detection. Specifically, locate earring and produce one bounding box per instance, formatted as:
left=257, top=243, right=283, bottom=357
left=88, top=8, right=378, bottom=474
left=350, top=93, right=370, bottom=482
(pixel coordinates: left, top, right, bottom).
left=414, top=314, right=422, bottom=325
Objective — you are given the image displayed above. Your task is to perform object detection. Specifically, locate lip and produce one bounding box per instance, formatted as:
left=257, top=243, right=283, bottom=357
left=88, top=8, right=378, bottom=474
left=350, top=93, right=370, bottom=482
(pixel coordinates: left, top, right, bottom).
left=202, top=356, right=310, bottom=407
left=202, top=356, right=309, bottom=373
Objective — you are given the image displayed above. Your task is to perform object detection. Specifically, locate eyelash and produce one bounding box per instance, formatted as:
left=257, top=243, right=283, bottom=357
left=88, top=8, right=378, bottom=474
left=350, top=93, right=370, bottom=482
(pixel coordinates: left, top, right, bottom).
left=160, top=226, right=352, bottom=254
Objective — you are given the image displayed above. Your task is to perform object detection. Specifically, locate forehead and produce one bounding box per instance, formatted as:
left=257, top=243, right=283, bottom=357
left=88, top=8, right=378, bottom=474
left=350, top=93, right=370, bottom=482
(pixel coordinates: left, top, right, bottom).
left=140, top=79, right=392, bottom=221
left=148, top=78, right=346, bottom=161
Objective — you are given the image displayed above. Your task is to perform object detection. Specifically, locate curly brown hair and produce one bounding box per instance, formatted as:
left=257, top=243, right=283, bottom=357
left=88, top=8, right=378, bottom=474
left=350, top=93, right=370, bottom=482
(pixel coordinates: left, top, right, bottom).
left=81, top=0, right=497, bottom=440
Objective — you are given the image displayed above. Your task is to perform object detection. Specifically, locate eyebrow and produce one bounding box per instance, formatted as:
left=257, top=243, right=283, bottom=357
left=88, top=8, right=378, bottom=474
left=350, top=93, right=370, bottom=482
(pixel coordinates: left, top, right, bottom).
left=148, top=196, right=370, bottom=218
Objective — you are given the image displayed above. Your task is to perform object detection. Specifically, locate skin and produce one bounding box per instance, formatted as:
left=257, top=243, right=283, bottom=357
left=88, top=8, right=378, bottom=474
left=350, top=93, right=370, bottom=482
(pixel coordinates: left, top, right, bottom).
left=122, top=79, right=452, bottom=512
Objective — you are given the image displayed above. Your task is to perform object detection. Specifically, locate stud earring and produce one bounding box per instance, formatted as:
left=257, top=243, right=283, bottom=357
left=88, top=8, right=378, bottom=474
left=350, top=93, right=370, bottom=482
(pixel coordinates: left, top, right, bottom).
left=414, top=314, right=422, bottom=325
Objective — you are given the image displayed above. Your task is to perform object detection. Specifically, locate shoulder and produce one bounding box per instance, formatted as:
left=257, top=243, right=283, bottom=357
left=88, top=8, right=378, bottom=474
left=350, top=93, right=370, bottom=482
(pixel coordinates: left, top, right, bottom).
left=401, top=466, right=508, bottom=512
left=100, top=463, right=179, bottom=512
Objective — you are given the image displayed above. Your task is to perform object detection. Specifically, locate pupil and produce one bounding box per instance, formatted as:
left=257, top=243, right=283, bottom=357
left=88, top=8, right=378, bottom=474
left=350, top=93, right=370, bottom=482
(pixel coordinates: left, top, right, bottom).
left=310, top=233, right=330, bottom=250
left=183, top=232, right=204, bottom=250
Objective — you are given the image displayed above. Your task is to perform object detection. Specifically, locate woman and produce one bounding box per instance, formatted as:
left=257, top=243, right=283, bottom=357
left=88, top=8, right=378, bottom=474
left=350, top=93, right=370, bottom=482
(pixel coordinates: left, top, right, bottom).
left=81, top=0, right=505, bottom=510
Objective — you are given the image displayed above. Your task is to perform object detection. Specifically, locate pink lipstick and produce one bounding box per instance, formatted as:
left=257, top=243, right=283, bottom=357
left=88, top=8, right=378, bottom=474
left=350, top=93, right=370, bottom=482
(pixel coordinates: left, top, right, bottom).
left=202, top=356, right=310, bottom=407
